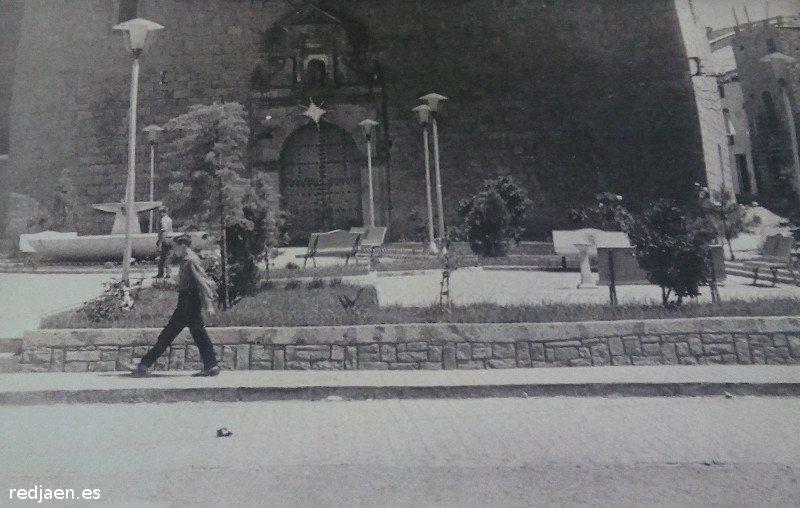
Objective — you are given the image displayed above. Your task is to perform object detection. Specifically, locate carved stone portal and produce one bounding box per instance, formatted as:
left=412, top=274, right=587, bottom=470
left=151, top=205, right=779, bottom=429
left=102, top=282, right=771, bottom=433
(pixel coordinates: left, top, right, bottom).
left=250, top=4, right=387, bottom=243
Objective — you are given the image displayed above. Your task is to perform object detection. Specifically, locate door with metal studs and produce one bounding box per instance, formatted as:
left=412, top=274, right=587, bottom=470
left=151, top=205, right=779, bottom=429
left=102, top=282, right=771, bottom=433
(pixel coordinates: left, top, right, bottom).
left=280, top=122, right=364, bottom=244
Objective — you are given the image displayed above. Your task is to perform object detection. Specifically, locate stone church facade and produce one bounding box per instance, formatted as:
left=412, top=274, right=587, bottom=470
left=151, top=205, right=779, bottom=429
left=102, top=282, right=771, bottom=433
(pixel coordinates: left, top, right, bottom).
left=1, top=0, right=713, bottom=243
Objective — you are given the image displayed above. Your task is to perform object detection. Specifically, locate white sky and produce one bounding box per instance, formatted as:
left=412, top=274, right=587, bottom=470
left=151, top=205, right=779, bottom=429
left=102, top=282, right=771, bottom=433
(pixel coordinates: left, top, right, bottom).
left=692, top=0, right=800, bottom=30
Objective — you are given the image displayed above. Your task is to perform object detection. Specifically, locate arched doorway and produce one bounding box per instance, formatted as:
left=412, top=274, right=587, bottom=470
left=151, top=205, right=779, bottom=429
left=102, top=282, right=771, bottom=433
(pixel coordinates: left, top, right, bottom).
left=280, top=122, right=363, bottom=243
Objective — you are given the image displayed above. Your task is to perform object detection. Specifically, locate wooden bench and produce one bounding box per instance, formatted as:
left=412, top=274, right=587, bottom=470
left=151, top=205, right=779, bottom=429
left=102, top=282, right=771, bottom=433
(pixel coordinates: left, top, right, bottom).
left=350, top=226, right=387, bottom=258
left=302, top=229, right=362, bottom=268
left=744, top=233, right=797, bottom=286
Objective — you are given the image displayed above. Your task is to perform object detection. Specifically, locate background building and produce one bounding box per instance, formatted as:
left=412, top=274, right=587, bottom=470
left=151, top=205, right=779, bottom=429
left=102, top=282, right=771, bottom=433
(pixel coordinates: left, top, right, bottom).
left=1, top=0, right=721, bottom=244
left=727, top=15, right=800, bottom=207
left=709, top=25, right=758, bottom=197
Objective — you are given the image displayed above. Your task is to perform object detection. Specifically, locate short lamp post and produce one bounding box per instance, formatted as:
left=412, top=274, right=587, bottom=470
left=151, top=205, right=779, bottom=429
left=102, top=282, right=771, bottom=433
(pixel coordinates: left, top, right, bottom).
left=142, top=124, right=163, bottom=233
left=420, top=93, right=448, bottom=253
left=113, top=18, right=164, bottom=285
left=358, top=119, right=379, bottom=227
left=412, top=104, right=438, bottom=255
left=760, top=52, right=800, bottom=193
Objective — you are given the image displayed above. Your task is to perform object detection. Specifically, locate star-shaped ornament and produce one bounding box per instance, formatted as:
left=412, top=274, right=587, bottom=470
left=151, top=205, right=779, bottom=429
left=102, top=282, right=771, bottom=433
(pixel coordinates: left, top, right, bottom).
left=301, top=98, right=327, bottom=128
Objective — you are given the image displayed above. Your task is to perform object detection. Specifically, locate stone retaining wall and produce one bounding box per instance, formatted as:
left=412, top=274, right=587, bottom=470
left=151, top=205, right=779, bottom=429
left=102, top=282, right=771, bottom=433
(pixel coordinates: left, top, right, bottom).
left=19, top=317, right=800, bottom=373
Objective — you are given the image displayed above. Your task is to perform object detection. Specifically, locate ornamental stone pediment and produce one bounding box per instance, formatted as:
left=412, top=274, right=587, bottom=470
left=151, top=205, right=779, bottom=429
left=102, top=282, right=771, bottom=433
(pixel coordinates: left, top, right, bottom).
left=251, top=4, right=373, bottom=94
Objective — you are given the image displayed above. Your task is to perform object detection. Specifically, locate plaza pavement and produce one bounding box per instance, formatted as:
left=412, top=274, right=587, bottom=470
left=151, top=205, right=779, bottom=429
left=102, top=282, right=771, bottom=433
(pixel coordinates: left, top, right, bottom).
left=0, top=268, right=157, bottom=340
left=1, top=233, right=798, bottom=341
left=0, top=233, right=798, bottom=405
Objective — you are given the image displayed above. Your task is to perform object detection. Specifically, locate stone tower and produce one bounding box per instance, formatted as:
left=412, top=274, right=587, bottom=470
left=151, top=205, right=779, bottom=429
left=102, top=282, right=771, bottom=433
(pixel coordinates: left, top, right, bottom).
left=2, top=0, right=708, bottom=243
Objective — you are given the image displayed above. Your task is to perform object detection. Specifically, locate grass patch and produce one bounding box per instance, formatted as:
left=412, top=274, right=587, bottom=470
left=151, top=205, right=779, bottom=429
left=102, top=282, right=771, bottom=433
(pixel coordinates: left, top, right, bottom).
left=372, top=254, right=568, bottom=272
left=41, top=281, right=800, bottom=329
left=267, top=264, right=368, bottom=279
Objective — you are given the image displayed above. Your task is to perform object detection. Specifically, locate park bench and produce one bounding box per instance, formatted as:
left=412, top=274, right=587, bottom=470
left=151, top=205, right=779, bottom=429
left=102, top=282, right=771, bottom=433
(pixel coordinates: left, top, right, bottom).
left=350, top=226, right=387, bottom=258
left=743, top=233, right=797, bottom=286
left=302, top=229, right=362, bottom=268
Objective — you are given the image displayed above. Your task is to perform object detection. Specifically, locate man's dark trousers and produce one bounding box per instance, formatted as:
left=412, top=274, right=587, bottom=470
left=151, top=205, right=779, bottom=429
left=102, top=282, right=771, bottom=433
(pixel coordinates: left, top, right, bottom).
left=156, top=242, right=171, bottom=278
left=140, top=289, right=217, bottom=370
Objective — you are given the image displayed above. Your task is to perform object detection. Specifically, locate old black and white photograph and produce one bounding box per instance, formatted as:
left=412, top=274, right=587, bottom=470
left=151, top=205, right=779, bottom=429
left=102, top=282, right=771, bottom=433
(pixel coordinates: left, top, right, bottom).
left=1, top=0, right=799, bottom=506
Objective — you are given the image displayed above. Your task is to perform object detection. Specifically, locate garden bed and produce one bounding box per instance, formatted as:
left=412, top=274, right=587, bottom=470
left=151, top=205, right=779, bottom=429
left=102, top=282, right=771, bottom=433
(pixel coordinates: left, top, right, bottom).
left=41, top=280, right=800, bottom=329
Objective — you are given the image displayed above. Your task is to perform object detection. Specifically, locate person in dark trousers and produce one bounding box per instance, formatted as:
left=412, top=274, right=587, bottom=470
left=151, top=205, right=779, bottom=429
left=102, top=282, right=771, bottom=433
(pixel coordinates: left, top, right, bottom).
left=155, top=206, right=173, bottom=278
left=133, top=233, right=220, bottom=377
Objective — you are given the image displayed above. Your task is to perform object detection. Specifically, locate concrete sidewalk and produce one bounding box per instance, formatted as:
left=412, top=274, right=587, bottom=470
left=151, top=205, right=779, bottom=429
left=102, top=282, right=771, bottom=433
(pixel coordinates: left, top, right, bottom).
left=1, top=365, right=799, bottom=405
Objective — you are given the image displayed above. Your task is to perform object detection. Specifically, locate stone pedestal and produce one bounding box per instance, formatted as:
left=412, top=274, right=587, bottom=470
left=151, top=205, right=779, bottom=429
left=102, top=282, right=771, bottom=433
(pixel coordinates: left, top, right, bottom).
left=574, top=242, right=597, bottom=289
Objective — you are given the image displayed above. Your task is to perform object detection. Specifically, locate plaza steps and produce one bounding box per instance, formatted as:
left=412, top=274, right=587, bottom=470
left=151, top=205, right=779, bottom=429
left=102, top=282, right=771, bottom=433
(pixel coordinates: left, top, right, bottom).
left=0, top=339, right=22, bottom=373
left=0, top=353, right=21, bottom=373
left=725, top=259, right=799, bottom=286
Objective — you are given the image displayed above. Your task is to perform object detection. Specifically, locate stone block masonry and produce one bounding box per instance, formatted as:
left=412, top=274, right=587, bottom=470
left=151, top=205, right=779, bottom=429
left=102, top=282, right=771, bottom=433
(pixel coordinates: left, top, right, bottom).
left=18, top=317, right=800, bottom=372
left=3, top=0, right=704, bottom=240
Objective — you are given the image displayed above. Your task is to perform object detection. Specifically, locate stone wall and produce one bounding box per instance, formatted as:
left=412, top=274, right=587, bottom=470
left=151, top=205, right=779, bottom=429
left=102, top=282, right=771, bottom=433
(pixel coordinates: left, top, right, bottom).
left=2, top=0, right=706, bottom=239
left=19, top=316, right=800, bottom=372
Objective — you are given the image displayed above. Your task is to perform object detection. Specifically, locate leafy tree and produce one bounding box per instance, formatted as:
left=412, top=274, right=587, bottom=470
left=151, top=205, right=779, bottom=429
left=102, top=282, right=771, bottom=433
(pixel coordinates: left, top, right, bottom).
left=223, top=173, right=287, bottom=302
left=568, top=191, right=632, bottom=232
left=457, top=176, right=532, bottom=256
left=626, top=199, right=717, bottom=306
left=160, top=102, right=285, bottom=307
left=695, top=184, right=747, bottom=261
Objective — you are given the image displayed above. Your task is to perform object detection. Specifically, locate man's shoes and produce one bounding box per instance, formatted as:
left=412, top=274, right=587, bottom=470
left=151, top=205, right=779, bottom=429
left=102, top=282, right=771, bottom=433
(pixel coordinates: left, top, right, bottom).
left=192, top=365, right=220, bottom=377
left=130, top=364, right=151, bottom=377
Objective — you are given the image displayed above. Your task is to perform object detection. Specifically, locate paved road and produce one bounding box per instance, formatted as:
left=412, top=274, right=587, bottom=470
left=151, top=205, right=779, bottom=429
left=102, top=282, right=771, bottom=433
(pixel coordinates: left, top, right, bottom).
left=1, top=396, right=798, bottom=507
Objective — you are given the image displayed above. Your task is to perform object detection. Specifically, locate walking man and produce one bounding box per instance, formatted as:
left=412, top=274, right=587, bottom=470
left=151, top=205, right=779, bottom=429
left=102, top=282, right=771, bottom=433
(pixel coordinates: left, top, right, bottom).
left=133, top=233, right=220, bottom=377
left=155, top=206, right=173, bottom=278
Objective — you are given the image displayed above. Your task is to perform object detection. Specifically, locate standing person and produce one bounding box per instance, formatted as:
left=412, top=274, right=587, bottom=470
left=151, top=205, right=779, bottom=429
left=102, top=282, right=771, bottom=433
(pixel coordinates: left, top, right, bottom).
left=155, top=206, right=173, bottom=278
left=133, top=233, right=220, bottom=377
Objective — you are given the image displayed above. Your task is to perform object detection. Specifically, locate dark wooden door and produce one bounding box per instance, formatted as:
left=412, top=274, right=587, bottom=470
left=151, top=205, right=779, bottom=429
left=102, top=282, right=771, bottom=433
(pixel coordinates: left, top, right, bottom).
left=281, top=122, right=363, bottom=244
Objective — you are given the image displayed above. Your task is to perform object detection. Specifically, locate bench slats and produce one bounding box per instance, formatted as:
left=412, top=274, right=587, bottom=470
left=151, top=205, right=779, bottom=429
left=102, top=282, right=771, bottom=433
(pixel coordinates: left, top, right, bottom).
left=303, top=230, right=362, bottom=268
left=744, top=234, right=797, bottom=286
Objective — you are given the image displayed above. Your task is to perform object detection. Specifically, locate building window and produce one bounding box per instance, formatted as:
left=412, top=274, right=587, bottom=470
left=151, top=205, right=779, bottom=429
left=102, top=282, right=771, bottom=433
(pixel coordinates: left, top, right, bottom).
left=306, top=59, right=326, bottom=87
left=118, top=0, right=138, bottom=23
left=723, top=108, right=735, bottom=145
left=762, top=91, right=779, bottom=133
left=767, top=38, right=776, bottom=53
left=768, top=152, right=782, bottom=181
left=735, top=154, right=751, bottom=194
left=0, top=127, right=8, bottom=155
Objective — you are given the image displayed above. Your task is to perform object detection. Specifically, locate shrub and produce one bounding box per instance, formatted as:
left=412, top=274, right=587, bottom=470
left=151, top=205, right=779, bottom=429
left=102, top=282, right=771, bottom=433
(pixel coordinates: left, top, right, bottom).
left=29, top=169, right=80, bottom=232
left=160, top=102, right=288, bottom=308
left=626, top=199, right=717, bottom=306
left=306, top=278, right=325, bottom=290
left=79, top=278, right=144, bottom=322
left=695, top=184, right=747, bottom=261
left=568, top=192, right=633, bottom=232
left=458, top=176, right=532, bottom=257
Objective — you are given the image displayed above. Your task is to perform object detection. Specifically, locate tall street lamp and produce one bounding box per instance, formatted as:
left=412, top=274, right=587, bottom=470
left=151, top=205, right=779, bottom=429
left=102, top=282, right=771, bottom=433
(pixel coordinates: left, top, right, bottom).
left=760, top=52, right=800, bottom=193
left=358, top=119, right=379, bottom=227
left=420, top=93, right=447, bottom=252
left=114, top=18, right=164, bottom=285
left=412, top=104, right=438, bottom=255
left=142, top=124, right=163, bottom=233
